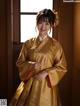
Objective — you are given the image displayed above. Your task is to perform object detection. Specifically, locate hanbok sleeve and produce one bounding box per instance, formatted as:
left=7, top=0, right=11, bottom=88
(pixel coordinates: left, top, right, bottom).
left=16, top=41, right=35, bottom=82
left=46, top=43, right=67, bottom=87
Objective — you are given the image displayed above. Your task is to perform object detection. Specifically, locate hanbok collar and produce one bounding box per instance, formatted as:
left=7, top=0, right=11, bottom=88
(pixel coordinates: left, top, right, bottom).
left=38, top=35, right=48, bottom=42
left=35, top=36, right=49, bottom=52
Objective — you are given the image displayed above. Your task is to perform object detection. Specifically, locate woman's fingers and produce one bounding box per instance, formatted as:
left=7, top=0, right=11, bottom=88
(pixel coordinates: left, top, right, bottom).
left=35, top=62, right=41, bottom=70
left=34, top=72, right=48, bottom=80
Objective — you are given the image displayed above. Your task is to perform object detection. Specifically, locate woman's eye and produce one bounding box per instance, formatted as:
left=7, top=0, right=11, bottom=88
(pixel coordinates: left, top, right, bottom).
left=38, top=21, right=42, bottom=24
left=46, top=23, right=49, bottom=25
left=45, top=23, right=49, bottom=25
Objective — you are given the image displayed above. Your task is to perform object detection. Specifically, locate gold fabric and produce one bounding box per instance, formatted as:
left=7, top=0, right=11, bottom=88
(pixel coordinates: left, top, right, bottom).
left=10, top=36, right=67, bottom=106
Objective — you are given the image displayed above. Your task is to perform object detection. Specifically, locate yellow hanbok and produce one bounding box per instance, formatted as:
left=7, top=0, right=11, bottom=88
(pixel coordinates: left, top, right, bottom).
left=9, top=36, right=67, bottom=106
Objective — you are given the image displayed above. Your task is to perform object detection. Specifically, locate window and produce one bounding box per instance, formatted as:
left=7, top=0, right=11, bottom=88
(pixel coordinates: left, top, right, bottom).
left=20, top=0, right=53, bottom=42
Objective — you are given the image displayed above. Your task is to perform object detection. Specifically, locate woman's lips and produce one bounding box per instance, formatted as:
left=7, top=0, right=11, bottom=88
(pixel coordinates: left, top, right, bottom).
left=40, top=29, right=46, bottom=32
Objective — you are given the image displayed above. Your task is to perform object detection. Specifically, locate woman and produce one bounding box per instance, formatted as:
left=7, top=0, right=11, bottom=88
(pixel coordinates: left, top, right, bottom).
left=10, top=9, right=67, bottom=106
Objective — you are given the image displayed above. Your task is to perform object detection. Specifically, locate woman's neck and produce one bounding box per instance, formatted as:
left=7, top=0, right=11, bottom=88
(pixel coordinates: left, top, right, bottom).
left=38, top=33, right=48, bottom=38
left=38, top=34, right=48, bottom=42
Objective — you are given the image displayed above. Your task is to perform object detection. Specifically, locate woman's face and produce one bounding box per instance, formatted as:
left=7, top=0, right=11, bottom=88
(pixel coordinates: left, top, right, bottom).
left=37, top=19, right=51, bottom=36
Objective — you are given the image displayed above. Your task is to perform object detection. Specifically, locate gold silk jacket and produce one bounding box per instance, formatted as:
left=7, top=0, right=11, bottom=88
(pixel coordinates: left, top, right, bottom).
left=10, top=36, right=67, bottom=106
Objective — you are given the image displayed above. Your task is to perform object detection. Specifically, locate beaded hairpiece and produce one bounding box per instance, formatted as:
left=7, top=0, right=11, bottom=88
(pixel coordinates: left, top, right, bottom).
left=37, top=9, right=59, bottom=27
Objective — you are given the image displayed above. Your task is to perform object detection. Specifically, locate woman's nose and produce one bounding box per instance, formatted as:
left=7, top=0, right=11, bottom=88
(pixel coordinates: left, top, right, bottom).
left=41, top=23, right=46, bottom=29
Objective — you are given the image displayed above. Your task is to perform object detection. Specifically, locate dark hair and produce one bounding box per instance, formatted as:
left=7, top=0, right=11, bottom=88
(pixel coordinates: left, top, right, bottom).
left=36, top=9, right=56, bottom=26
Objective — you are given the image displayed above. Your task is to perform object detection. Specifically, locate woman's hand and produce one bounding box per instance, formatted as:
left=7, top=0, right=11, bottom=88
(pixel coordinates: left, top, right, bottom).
left=34, top=71, right=48, bottom=80
left=24, top=61, right=42, bottom=81
left=24, top=61, right=41, bottom=81
left=35, top=62, right=41, bottom=71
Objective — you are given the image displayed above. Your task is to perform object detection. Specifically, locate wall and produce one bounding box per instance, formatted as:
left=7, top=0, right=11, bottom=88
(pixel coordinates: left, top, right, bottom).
left=0, top=0, right=8, bottom=98
left=57, top=1, right=80, bottom=106
left=0, top=0, right=14, bottom=102
left=73, top=3, right=80, bottom=106
left=54, top=1, right=74, bottom=106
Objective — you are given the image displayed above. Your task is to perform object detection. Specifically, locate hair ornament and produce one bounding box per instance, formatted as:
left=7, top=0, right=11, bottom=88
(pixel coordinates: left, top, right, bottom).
left=53, top=10, right=59, bottom=27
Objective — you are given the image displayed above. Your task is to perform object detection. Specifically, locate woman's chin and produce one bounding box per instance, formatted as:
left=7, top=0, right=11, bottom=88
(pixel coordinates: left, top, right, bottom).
left=40, top=32, right=46, bottom=36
